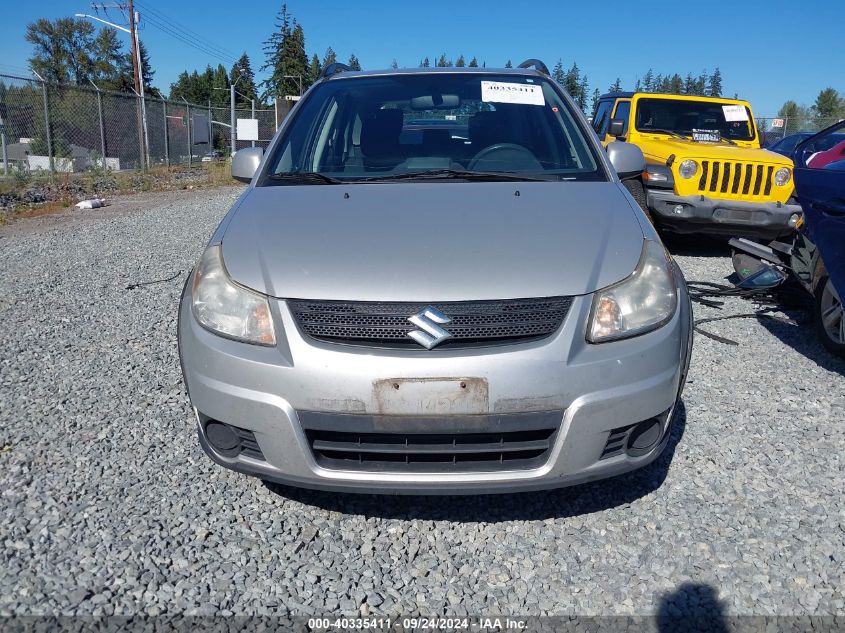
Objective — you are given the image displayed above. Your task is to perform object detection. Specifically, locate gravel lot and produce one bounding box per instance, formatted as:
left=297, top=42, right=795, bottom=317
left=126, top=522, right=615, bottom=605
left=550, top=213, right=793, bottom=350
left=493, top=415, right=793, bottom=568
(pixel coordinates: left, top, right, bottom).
left=1, top=187, right=843, bottom=618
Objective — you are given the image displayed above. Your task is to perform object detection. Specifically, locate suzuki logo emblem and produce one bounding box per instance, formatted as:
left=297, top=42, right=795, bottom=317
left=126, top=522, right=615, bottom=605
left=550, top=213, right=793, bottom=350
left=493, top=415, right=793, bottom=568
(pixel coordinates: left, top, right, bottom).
left=407, top=306, right=453, bottom=349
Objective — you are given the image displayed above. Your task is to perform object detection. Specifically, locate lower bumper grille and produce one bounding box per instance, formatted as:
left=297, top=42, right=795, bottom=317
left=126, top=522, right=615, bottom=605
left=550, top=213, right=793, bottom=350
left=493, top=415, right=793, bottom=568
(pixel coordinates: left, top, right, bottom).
left=299, top=411, right=562, bottom=473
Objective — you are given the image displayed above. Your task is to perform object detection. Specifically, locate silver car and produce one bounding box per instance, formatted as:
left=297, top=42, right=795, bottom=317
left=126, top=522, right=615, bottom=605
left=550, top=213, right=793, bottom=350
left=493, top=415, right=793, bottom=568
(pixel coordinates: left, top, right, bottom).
left=178, top=61, right=693, bottom=494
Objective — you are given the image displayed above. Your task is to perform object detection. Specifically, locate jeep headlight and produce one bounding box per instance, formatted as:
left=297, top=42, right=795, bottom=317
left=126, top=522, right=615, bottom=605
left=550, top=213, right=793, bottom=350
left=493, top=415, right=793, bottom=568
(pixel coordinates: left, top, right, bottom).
left=588, top=240, right=678, bottom=343
left=191, top=245, right=276, bottom=346
left=678, top=159, right=698, bottom=179
left=774, top=167, right=791, bottom=186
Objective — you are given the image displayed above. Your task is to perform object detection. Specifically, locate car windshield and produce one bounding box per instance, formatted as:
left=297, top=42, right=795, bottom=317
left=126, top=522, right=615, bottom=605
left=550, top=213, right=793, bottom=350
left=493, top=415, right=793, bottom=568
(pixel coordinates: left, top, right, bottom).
left=635, top=97, right=756, bottom=141
left=262, top=72, right=603, bottom=183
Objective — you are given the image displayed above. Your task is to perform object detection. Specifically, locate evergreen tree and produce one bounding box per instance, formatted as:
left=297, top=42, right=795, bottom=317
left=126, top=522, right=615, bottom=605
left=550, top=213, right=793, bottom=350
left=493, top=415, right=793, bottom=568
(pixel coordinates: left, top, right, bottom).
left=420, top=57, right=430, bottom=67
left=577, top=73, right=590, bottom=109
left=92, top=28, right=131, bottom=91
left=306, top=53, right=321, bottom=88
left=322, top=47, right=337, bottom=67
left=608, top=78, right=622, bottom=92
left=347, top=53, right=361, bottom=71
left=642, top=68, right=654, bottom=92
left=261, top=4, right=308, bottom=99
left=591, top=88, right=600, bottom=113
left=708, top=67, right=722, bottom=97
left=455, top=55, right=466, bottom=67
left=468, top=56, right=478, bottom=68
left=436, top=54, right=449, bottom=67
left=211, top=63, right=230, bottom=106
left=683, top=73, right=695, bottom=94
left=695, top=70, right=707, bottom=95
left=231, top=53, right=258, bottom=106
left=504, top=59, right=512, bottom=68
left=669, top=73, right=683, bottom=94
left=563, top=63, right=581, bottom=103
left=391, top=58, right=399, bottom=69
left=551, top=59, right=565, bottom=85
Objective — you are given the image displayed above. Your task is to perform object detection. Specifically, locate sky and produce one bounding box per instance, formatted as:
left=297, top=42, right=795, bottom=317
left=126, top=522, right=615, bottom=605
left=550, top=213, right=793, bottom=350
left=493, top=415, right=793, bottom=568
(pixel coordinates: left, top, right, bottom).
left=1, top=0, right=842, bottom=116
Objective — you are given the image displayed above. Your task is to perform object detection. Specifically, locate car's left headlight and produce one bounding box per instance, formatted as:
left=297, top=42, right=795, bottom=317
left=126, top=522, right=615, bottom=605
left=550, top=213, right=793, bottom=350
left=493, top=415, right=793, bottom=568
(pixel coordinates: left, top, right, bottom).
left=588, top=240, right=678, bottom=343
left=774, top=167, right=791, bottom=186
left=191, top=245, right=276, bottom=346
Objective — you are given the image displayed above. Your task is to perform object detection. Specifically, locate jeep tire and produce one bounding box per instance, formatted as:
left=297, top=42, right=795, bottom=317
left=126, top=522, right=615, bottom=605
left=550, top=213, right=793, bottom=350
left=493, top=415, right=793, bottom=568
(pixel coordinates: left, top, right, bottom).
left=623, top=179, right=652, bottom=223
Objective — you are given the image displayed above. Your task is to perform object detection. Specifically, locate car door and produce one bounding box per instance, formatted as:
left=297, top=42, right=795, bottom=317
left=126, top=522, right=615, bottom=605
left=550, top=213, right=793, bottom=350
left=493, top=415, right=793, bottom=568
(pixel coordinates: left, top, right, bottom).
left=792, top=121, right=845, bottom=298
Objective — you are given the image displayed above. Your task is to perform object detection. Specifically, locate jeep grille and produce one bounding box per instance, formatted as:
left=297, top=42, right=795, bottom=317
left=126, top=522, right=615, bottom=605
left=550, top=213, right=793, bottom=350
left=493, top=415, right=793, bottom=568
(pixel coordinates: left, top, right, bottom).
left=697, top=161, right=775, bottom=199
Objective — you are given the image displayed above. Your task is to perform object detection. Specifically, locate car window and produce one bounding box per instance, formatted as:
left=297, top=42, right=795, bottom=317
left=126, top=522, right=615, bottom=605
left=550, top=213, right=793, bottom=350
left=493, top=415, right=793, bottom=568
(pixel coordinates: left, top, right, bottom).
left=634, top=98, right=756, bottom=141
left=262, top=73, right=603, bottom=183
left=612, top=101, right=631, bottom=135
left=592, top=100, right=613, bottom=136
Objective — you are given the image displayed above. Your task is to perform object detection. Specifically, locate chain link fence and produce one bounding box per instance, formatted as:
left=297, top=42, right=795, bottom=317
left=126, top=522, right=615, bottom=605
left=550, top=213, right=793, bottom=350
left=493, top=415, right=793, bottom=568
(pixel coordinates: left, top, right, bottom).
left=0, top=73, right=280, bottom=176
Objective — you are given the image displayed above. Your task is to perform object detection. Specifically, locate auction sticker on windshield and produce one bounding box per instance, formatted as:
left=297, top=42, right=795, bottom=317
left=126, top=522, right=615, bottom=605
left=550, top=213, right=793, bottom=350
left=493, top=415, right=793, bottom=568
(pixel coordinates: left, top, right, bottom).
left=722, top=104, right=749, bottom=122
left=481, top=81, right=545, bottom=106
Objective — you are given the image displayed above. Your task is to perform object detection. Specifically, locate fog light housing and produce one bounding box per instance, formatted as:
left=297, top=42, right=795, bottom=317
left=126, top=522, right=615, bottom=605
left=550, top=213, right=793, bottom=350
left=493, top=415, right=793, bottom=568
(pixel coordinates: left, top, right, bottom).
left=673, top=204, right=685, bottom=215
left=788, top=213, right=801, bottom=228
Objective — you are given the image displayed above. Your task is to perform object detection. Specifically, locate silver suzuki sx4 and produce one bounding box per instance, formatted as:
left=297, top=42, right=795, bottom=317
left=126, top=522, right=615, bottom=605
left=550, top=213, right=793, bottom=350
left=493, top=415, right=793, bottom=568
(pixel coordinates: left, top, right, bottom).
left=177, top=63, right=693, bottom=494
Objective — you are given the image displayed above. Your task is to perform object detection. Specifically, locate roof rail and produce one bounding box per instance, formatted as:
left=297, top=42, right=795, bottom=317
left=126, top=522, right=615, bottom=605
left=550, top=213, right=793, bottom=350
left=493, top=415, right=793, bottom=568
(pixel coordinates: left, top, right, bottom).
left=517, top=59, right=550, bottom=76
left=321, top=62, right=352, bottom=79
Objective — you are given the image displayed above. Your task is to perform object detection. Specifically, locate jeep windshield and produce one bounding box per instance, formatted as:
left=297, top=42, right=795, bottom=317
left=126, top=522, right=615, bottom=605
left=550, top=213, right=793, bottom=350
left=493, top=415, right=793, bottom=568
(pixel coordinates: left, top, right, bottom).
left=261, top=72, right=603, bottom=184
left=634, top=97, right=756, bottom=142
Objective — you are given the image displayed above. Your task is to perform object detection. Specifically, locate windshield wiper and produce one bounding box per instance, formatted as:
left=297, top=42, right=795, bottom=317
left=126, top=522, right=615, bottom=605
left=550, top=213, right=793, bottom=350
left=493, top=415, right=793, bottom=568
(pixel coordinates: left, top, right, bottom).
left=267, top=171, right=342, bottom=185
left=641, top=128, right=691, bottom=141
left=352, top=169, right=554, bottom=183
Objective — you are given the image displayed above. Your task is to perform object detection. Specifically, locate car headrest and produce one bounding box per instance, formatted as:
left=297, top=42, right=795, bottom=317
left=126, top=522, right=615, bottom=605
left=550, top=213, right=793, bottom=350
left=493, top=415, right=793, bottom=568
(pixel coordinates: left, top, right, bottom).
left=361, top=109, right=404, bottom=158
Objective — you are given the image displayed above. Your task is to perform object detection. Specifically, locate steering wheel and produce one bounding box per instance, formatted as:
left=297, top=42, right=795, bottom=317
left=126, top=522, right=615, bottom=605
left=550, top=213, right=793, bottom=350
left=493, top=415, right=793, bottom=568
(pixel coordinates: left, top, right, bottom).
left=467, top=143, right=544, bottom=172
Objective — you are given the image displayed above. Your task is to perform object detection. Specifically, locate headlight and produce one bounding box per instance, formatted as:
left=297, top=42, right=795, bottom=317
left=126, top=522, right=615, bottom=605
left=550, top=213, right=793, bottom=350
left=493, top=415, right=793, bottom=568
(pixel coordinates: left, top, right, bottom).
left=678, top=159, right=698, bottom=179
left=191, top=245, right=276, bottom=345
left=774, top=167, right=791, bottom=186
left=588, top=240, right=678, bottom=343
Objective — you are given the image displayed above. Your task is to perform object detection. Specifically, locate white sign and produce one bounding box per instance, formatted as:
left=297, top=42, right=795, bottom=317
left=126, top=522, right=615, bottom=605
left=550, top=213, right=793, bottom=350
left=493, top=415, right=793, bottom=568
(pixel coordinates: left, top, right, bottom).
left=722, top=105, right=749, bottom=122
left=481, top=81, right=545, bottom=106
left=771, top=118, right=785, bottom=128
left=283, top=95, right=301, bottom=101
left=236, top=118, right=259, bottom=141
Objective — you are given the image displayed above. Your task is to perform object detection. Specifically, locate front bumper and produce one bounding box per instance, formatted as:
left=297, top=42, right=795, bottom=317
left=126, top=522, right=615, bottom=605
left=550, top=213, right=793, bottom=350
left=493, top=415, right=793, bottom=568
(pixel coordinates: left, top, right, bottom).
left=647, top=189, right=801, bottom=238
left=178, top=268, right=693, bottom=494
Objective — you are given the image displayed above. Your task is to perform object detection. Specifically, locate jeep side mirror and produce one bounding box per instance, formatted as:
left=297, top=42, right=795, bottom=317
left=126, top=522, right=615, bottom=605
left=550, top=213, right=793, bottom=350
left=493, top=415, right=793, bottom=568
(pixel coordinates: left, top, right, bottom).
left=231, top=147, right=264, bottom=183
left=606, top=141, right=645, bottom=181
left=609, top=118, right=625, bottom=138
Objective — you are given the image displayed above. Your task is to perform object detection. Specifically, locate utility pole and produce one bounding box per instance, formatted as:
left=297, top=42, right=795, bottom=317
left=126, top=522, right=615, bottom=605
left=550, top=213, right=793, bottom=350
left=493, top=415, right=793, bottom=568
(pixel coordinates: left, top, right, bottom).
left=127, top=0, right=148, bottom=169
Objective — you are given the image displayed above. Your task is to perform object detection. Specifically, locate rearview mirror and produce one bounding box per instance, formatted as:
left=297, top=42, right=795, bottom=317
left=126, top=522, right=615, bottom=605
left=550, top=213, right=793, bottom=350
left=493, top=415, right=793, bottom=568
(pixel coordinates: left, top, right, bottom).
left=231, top=147, right=264, bottom=183
left=609, top=118, right=625, bottom=138
left=606, top=141, right=645, bottom=181
left=736, top=264, right=787, bottom=290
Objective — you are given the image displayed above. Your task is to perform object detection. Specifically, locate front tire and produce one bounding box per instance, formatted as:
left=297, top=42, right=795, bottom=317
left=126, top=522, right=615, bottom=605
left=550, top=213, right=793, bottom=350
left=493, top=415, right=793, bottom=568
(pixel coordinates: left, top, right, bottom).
left=623, top=179, right=652, bottom=223
left=814, top=276, right=845, bottom=358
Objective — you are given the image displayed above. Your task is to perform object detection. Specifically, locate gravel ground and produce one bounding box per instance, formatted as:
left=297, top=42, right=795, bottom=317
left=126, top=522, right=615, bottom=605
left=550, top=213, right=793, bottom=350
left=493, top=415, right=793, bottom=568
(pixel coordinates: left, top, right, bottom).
left=0, top=187, right=843, bottom=618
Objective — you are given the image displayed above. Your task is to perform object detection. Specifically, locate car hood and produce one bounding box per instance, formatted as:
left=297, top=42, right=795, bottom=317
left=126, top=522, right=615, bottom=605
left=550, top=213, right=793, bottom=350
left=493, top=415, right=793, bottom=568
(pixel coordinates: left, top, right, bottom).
left=221, top=182, right=645, bottom=302
left=643, top=139, right=792, bottom=165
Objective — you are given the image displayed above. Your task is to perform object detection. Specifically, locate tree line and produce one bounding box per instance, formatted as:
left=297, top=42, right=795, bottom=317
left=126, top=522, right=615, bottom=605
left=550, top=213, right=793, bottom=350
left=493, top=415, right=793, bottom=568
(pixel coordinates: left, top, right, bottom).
left=777, top=89, right=845, bottom=134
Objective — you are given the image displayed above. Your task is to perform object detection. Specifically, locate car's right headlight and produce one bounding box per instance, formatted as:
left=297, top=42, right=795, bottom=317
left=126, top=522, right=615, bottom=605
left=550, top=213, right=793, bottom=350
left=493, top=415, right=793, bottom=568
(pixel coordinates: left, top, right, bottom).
left=588, top=240, right=678, bottom=343
left=191, top=245, right=276, bottom=346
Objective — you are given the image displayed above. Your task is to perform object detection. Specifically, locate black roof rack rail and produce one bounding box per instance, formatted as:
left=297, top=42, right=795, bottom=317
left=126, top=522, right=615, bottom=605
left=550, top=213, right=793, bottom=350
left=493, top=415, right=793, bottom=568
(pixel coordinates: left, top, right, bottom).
left=517, top=59, right=550, bottom=76
left=321, top=62, right=352, bottom=79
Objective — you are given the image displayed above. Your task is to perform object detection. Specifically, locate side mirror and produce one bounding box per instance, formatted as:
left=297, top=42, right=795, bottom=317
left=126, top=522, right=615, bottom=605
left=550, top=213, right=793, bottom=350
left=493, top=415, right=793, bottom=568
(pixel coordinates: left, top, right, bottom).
left=736, top=264, right=787, bottom=290
left=609, top=118, right=625, bottom=138
left=607, top=141, right=645, bottom=181
left=231, top=147, right=264, bottom=183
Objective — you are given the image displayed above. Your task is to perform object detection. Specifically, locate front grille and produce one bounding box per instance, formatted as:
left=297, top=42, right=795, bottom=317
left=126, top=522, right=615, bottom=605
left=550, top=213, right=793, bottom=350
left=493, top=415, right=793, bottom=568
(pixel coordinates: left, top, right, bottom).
left=697, top=161, right=775, bottom=199
left=300, top=411, right=562, bottom=472
left=288, top=297, right=572, bottom=349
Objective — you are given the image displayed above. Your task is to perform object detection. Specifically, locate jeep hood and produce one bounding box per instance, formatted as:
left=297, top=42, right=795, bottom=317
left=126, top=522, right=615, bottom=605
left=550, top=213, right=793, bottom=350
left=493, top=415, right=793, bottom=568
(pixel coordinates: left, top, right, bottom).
left=644, top=139, right=791, bottom=165
left=220, top=182, right=645, bottom=302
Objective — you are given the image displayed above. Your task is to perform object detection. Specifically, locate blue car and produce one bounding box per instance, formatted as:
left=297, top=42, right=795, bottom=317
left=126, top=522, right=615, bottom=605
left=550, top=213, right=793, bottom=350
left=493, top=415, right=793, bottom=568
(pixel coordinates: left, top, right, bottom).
left=731, top=121, right=844, bottom=357
left=792, top=122, right=845, bottom=355
left=767, top=131, right=845, bottom=157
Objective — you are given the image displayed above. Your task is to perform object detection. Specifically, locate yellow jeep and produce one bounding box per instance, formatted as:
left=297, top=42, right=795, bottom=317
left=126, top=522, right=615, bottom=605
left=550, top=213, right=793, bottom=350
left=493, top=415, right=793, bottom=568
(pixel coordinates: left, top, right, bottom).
left=592, top=92, right=802, bottom=238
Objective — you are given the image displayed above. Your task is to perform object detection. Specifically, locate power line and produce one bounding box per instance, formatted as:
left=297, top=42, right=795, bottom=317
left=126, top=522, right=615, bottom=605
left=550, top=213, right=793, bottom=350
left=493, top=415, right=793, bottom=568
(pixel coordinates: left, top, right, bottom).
left=133, top=0, right=241, bottom=62
left=140, top=12, right=239, bottom=66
